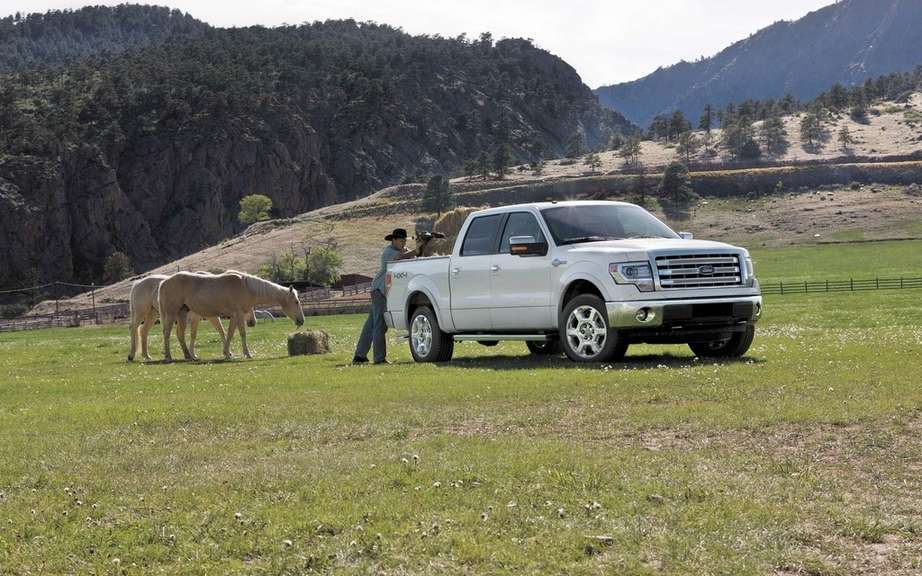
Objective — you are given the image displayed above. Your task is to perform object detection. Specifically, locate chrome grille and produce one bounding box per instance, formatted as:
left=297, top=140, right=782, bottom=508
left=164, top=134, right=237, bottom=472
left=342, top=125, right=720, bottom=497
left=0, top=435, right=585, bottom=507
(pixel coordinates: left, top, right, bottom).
left=655, top=253, right=742, bottom=289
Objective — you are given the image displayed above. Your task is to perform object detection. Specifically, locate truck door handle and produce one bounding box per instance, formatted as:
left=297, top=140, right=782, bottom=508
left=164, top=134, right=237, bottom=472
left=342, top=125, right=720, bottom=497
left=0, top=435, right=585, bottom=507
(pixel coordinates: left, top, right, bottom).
left=490, top=265, right=500, bottom=272
left=552, top=258, right=568, bottom=267
left=451, top=267, right=461, bottom=276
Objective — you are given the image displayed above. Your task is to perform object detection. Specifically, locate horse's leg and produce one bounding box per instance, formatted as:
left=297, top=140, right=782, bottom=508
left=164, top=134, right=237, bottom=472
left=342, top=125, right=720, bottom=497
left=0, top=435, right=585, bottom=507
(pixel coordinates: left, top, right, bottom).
left=237, top=312, right=252, bottom=359
left=224, top=316, right=237, bottom=360
left=139, top=308, right=156, bottom=361
left=176, top=310, right=192, bottom=361
left=162, top=311, right=175, bottom=363
left=188, top=315, right=201, bottom=361
left=128, top=304, right=142, bottom=362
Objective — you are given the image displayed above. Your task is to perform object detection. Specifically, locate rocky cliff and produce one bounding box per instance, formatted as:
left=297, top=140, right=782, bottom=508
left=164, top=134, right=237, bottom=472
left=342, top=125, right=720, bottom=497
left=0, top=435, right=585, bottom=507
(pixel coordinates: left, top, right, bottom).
left=0, top=106, right=335, bottom=287
left=0, top=16, right=632, bottom=291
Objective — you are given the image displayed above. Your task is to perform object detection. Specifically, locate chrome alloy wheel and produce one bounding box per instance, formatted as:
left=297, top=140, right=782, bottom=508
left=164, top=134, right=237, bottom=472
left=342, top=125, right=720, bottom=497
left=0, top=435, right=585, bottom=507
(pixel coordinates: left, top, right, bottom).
left=565, top=305, right=608, bottom=359
left=411, top=313, right=433, bottom=357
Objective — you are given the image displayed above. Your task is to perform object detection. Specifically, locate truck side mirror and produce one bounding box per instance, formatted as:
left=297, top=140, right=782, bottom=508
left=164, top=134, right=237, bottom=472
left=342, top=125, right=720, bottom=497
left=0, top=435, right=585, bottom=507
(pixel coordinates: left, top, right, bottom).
left=679, top=231, right=694, bottom=240
left=509, top=235, right=548, bottom=257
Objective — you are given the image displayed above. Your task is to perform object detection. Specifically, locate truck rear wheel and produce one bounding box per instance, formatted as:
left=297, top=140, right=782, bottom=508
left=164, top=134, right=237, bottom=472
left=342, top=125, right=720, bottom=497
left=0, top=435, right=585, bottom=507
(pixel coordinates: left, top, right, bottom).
left=559, top=294, right=628, bottom=363
left=688, top=324, right=755, bottom=358
left=409, top=306, right=454, bottom=362
left=526, top=340, right=563, bottom=356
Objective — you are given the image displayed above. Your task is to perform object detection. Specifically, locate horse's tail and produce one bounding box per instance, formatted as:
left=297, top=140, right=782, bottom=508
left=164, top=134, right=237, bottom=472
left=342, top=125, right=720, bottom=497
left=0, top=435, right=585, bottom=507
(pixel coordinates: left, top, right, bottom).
left=128, top=281, right=140, bottom=361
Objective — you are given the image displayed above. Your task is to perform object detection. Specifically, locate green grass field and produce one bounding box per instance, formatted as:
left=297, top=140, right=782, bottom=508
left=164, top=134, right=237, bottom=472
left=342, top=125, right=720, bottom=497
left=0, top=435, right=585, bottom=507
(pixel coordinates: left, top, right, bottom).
left=2, top=243, right=922, bottom=574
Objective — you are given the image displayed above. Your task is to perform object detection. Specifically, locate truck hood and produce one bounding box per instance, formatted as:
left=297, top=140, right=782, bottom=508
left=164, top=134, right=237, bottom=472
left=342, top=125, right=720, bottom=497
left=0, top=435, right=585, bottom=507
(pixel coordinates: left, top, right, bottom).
left=565, top=238, right=747, bottom=259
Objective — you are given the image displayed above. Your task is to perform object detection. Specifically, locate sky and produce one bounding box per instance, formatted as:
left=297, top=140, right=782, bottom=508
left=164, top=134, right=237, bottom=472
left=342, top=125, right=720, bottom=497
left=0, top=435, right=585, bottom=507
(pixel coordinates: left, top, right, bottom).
left=4, top=0, right=835, bottom=87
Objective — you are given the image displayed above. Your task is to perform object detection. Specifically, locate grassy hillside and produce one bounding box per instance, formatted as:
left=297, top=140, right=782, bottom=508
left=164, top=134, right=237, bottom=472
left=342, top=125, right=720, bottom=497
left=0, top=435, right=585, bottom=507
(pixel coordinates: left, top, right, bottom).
left=3, top=242, right=922, bottom=573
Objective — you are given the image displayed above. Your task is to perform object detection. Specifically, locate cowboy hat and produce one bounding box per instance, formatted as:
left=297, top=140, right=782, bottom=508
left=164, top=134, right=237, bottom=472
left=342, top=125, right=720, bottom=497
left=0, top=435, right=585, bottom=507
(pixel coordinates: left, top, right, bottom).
left=385, top=228, right=408, bottom=241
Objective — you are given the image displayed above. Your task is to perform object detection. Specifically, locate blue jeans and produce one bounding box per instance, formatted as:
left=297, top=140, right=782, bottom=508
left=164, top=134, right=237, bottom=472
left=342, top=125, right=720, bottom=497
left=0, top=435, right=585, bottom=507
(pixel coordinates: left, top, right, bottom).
left=355, top=289, right=388, bottom=362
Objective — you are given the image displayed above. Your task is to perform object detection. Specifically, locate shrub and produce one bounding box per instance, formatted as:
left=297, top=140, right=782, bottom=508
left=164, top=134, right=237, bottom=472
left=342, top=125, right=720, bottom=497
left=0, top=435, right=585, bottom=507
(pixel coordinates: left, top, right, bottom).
left=238, top=194, right=273, bottom=225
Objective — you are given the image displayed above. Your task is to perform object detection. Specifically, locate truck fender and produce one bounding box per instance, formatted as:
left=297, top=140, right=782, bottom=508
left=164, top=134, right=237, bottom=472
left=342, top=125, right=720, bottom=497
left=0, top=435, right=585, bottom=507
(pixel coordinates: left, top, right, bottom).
left=404, top=277, right=453, bottom=333
left=557, top=265, right=611, bottom=316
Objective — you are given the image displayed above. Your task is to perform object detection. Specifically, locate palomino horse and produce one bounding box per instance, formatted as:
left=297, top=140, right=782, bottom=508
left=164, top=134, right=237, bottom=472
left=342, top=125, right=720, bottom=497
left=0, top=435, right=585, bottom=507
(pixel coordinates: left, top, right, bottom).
left=158, top=271, right=304, bottom=361
left=127, top=273, right=256, bottom=362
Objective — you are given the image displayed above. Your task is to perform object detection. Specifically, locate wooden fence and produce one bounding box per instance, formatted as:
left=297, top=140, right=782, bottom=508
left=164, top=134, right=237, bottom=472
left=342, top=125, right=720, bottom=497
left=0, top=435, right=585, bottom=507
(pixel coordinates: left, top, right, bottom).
left=761, top=276, right=922, bottom=295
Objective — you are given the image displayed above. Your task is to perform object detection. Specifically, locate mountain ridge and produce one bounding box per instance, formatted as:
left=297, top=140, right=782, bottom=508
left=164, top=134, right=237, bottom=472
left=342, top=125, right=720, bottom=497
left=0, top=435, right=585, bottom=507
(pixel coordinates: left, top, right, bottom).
left=595, top=0, right=922, bottom=126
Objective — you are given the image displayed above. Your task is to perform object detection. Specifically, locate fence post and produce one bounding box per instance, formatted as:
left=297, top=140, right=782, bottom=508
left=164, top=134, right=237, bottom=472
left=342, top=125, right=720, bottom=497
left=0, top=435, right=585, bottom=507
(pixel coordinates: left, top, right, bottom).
left=780, top=280, right=784, bottom=295
left=876, top=277, right=879, bottom=290
left=826, top=279, right=829, bottom=292
left=91, top=284, right=97, bottom=324
left=850, top=278, right=854, bottom=291
left=804, top=280, right=807, bottom=293
left=901, top=277, right=904, bottom=289
left=54, top=282, right=59, bottom=316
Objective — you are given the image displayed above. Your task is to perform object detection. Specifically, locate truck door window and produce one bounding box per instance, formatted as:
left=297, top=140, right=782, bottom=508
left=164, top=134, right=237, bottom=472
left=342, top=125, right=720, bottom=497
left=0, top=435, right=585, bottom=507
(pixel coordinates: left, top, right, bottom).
left=499, top=212, right=546, bottom=253
left=460, top=214, right=503, bottom=256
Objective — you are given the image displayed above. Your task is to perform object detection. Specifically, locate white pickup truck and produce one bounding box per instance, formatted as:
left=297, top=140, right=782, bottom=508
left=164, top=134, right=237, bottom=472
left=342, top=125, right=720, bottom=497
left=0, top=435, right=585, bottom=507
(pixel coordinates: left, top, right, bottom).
left=384, top=200, right=762, bottom=363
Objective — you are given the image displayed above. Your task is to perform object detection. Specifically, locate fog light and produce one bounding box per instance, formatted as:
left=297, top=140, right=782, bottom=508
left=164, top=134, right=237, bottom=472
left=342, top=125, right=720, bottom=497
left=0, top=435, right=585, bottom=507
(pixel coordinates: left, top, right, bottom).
left=635, top=308, right=653, bottom=322
left=754, top=302, right=762, bottom=318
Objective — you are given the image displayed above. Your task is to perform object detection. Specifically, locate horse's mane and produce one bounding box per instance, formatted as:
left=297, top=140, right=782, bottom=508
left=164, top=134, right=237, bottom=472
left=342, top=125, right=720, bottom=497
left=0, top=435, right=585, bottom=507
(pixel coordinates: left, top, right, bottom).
left=242, top=274, right=290, bottom=301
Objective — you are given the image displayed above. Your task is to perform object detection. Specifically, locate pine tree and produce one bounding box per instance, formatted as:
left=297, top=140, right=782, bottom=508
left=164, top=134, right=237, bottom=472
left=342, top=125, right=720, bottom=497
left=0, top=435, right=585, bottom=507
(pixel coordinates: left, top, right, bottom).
left=760, top=115, right=788, bottom=156
left=659, top=161, right=697, bottom=212
left=838, top=124, right=855, bottom=152
left=800, top=113, right=823, bottom=151
left=698, top=104, right=712, bottom=133
left=478, top=151, right=490, bottom=181
left=721, top=117, right=758, bottom=159
left=676, top=131, right=701, bottom=165
left=463, top=159, right=478, bottom=180
left=492, top=143, right=511, bottom=179
left=423, top=174, right=452, bottom=217
left=632, top=164, right=648, bottom=207
left=669, top=111, right=690, bottom=141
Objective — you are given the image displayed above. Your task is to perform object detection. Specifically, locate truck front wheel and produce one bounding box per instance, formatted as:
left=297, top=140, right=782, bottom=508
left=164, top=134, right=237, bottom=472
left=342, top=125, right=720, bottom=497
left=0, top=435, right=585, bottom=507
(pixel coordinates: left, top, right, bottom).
left=688, top=324, right=755, bottom=358
left=560, top=295, right=628, bottom=363
left=409, top=306, right=454, bottom=362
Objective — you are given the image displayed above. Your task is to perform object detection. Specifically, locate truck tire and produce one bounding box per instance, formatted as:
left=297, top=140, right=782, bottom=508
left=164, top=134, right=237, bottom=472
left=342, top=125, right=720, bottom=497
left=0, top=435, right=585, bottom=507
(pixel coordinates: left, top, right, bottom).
left=526, top=340, right=563, bottom=356
left=409, top=306, right=454, bottom=363
left=688, top=324, right=755, bottom=358
left=559, top=294, right=628, bottom=363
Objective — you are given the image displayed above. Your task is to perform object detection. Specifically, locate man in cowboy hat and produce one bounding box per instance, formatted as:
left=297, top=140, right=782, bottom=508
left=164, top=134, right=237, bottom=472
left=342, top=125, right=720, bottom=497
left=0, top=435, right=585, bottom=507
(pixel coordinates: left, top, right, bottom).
left=353, top=228, right=430, bottom=364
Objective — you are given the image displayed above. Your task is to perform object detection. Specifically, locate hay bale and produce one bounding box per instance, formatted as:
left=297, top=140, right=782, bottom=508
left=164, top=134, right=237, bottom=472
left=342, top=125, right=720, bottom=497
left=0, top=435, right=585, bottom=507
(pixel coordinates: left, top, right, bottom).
left=287, top=330, right=331, bottom=356
left=424, top=207, right=480, bottom=255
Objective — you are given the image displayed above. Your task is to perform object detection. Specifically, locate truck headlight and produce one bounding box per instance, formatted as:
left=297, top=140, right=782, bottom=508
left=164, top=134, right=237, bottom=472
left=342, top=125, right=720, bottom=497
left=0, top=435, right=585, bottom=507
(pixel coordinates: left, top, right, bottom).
left=610, top=262, right=654, bottom=292
left=745, top=257, right=755, bottom=286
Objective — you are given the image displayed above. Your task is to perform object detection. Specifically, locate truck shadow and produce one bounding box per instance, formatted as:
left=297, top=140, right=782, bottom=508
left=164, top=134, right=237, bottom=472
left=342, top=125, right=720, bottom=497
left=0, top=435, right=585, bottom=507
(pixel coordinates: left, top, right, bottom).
left=441, top=353, right=764, bottom=371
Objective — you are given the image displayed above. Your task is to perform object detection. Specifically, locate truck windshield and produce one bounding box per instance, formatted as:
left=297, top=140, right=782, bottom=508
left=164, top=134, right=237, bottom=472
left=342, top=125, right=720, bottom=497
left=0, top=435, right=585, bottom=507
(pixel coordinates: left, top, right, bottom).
left=540, top=204, right=679, bottom=245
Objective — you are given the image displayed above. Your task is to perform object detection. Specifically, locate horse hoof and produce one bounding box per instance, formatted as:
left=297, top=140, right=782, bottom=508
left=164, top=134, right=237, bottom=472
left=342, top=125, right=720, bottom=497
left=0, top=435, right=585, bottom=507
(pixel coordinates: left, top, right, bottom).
left=127, top=355, right=134, bottom=362
left=143, top=355, right=152, bottom=362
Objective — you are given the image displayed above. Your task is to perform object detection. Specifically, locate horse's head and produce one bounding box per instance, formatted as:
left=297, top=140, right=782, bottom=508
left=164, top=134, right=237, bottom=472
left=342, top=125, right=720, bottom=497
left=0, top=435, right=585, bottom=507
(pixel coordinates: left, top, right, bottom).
left=246, top=307, right=257, bottom=328
left=282, top=286, right=305, bottom=327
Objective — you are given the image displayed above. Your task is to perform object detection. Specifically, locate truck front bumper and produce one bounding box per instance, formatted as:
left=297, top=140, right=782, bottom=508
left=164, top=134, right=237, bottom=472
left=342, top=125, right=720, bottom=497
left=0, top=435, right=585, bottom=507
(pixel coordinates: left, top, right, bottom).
left=607, top=295, right=762, bottom=330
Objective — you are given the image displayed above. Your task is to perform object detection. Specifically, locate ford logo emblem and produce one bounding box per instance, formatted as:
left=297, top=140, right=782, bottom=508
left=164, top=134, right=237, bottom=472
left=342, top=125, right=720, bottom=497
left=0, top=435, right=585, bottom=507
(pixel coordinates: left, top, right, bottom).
left=698, top=264, right=715, bottom=275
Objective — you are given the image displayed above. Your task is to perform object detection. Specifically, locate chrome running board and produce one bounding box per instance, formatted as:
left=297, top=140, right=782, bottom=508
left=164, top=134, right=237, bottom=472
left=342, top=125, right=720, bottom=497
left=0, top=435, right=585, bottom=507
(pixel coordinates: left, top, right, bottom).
left=452, top=334, right=549, bottom=342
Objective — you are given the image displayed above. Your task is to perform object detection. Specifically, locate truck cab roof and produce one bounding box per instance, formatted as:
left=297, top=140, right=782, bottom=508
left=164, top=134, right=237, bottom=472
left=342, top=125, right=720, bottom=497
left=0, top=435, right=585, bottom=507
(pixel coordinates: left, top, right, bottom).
left=469, top=200, right=635, bottom=218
